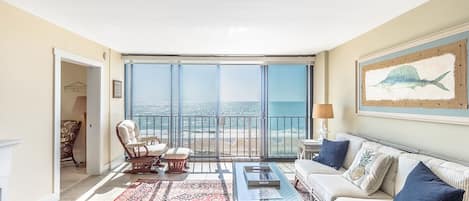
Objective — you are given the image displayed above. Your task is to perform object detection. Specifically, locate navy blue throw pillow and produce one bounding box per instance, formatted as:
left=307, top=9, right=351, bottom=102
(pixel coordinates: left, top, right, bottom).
left=395, top=162, right=465, bottom=201
left=313, top=139, right=349, bottom=170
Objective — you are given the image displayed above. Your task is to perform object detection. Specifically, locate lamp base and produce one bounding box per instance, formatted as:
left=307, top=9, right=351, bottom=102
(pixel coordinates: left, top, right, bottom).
left=317, top=119, right=328, bottom=142
left=317, top=130, right=328, bottom=143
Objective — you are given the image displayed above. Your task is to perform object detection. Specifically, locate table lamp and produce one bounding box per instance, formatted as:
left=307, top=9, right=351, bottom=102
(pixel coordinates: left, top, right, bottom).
left=312, top=104, right=334, bottom=142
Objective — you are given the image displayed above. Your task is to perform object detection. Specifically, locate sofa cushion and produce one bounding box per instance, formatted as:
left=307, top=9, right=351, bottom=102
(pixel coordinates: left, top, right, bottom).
left=336, top=133, right=367, bottom=169
left=336, top=198, right=392, bottom=201
left=395, top=162, right=465, bottom=201
left=308, top=174, right=393, bottom=201
left=343, top=145, right=393, bottom=195
left=314, top=139, right=350, bottom=170
left=396, top=154, right=469, bottom=201
left=361, top=142, right=405, bottom=196
left=295, top=159, right=345, bottom=185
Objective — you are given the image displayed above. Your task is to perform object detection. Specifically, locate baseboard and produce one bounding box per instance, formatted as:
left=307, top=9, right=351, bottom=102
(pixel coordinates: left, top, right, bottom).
left=38, top=193, right=59, bottom=201
left=96, top=156, right=125, bottom=175
left=106, top=156, right=125, bottom=171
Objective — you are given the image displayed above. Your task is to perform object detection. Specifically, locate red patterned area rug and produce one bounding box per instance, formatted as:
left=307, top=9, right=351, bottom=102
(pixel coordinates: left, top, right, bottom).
left=115, top=179, right=310, bottom=201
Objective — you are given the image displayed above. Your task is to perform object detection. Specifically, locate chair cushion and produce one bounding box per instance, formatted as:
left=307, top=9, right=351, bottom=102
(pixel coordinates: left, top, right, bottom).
left=295, top=159, right=345, bottom=185
left=314, top=139, right=349, bottom=170
left=396, top=154, right=469, bottom=201
left=308, top=174, right=392, bottom=201
left=343, top=145, right=393, bottom=195
left=336, top=198, right=392, bottom=201
left=117, top=120, right=140, bottom=145
left=137, top=143, right=168, bottom=157
left=336, top=133, right=367, bottom=169
left=164, top=147, right=192, bottom=160
left=395, top=162, right=465, bottom=201
left=61, top=120, right=81, bottom=141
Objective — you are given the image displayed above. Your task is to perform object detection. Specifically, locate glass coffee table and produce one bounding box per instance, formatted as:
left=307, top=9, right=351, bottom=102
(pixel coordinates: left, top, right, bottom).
left=233, top=162, right=302, bottom=201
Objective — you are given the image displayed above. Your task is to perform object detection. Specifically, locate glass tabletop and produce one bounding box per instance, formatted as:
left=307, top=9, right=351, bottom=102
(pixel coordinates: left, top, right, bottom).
left=232, top=162, right=303, bottom=201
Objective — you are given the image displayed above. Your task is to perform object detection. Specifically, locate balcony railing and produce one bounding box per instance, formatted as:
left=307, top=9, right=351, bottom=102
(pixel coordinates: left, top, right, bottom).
left=132, top=115, right=307, bottom=159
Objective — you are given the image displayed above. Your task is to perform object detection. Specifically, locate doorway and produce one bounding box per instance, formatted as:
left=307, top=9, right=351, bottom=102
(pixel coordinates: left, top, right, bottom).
left=53, top=49, right=104, bottom=199
left=60, top=61, right=88, bottom=192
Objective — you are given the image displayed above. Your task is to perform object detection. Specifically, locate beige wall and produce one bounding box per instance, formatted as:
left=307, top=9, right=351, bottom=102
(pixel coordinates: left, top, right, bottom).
left=324, top=0, right=469, bottom=162
left=61, top=62, right=87, bottom=163
left=0, top=1, right=124, bottom=201
left=109, top=51, right=125, bottom=162
left=313, top=51, right=329, bottom=139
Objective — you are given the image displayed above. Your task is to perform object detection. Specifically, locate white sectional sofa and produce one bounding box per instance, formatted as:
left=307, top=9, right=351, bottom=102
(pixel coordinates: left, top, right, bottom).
left=294, top=133, right=469, bottom=201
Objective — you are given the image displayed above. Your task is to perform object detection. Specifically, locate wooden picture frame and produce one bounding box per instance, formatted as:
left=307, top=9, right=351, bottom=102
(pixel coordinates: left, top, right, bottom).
left=113, top=80, right=122, bottom=98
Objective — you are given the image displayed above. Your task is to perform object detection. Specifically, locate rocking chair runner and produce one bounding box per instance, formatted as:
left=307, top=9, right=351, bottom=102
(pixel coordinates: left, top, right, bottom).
left=116, top=120, right=168, bottom=174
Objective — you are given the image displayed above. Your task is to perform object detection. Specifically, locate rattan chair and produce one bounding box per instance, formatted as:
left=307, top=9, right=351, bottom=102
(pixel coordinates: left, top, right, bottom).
left=60, top=120, right=82, bottom=167
left=116, top=120, right=168, bottom=174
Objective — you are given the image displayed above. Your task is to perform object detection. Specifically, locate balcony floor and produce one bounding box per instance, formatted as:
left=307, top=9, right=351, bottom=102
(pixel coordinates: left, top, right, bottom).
left=60, top=161, right=296, bottom=201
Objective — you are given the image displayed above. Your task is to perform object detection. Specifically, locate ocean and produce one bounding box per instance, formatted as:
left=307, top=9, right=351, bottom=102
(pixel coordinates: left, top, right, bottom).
left=132, top=101, right=306, bottom=116
left=130, top=101, right=307, bottom=157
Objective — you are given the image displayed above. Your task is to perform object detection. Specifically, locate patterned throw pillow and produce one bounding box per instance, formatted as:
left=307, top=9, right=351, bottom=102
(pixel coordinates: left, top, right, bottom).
left=342, top=147, right=392, bottom=195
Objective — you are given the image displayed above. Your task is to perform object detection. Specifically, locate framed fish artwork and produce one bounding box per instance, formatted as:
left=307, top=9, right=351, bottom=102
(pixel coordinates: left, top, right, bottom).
left=356, top=23, right=469, bottom=125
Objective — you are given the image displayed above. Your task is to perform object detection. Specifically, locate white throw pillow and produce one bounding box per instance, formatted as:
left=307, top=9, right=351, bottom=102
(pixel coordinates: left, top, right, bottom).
left=342, top=147, right=392, bottom=195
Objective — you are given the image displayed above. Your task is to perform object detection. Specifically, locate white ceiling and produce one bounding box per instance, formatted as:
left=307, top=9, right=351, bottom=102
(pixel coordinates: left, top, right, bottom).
left=4, top=0, right=428, bottom=55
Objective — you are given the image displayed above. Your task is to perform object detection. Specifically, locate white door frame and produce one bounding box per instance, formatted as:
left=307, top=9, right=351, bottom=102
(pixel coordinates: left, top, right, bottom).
left=53, top=48, right=105, bottom=199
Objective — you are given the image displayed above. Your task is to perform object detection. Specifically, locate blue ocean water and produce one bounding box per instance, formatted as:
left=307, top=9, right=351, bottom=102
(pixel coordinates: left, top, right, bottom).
left=132, top=101, right=307, bottom=131
left=133, top=101, right=305, bottom=116
left=268, top=101, right=306, bottom=116
left=132, top=101, right=307, bottom=157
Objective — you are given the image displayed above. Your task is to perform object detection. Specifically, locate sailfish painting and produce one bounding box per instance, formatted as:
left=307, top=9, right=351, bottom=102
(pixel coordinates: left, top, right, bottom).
left=359, top=38, right=467, bottom=113
left=364, top=53, right=457, bottom=102
left=373, top=65, right=451, bottom=91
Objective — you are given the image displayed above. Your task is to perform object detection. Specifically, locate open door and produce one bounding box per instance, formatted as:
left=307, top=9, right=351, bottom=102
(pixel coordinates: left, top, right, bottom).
left=86, top=67, right=102, bottom=175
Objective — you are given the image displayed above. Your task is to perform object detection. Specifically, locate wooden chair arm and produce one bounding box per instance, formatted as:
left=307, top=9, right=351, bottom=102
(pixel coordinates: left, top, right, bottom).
left=139, top=136, right=161, bottom=144
left=125, top=142, right=149, bottom=157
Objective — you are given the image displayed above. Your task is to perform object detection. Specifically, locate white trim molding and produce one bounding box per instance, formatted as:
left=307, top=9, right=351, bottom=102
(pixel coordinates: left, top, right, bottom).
left=54, top=49, right=104, bottom=68
left=106, top=155, right=126, bottom=170
left=359, top=111, right=469, bottom=126
left=356, top=22, right=469, bottom=125
left=53, top=48, right=105, bottom=199
left=123, top=55, right=315, bottom=65
left=38, top=194, right=59, bottom=201
left=0, top=140, right=21, bottom=201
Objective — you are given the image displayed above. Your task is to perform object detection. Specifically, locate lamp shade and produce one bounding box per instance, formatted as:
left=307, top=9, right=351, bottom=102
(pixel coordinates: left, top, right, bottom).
left=72, top=96, right=87, bottom=114
left=312, top=104, right=334, bottom=119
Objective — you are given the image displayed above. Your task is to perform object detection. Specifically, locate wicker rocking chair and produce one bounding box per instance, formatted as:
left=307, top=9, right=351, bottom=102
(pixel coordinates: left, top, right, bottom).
left=116, top=120, right=168, bottom=174
left=61, top=120, right=82, bottom=167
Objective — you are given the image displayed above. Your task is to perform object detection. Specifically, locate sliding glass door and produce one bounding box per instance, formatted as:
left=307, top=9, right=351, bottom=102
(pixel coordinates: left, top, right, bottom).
left=179, top=65, right=218, bottom=157
left=219, top=65, right=261, bottom=158
left=129, top=64, right=172, bottom=145
left=267, top=64, right=308, bottom=158
left=125, top=63, right=310, bottom=159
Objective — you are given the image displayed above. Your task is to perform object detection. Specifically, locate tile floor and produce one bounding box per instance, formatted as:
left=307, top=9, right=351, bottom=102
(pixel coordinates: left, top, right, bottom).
left=61, top=164, right=89, bottom=193
left=60, top=161, right=296, bottom=201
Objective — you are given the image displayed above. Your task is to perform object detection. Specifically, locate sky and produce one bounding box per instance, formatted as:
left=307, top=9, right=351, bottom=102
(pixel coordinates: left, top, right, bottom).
left=132, top=63, right=306, bottom=105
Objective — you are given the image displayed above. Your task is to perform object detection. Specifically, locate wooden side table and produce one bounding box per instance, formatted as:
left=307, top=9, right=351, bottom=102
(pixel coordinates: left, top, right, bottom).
left=297, top=139, right=322, bottom=160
